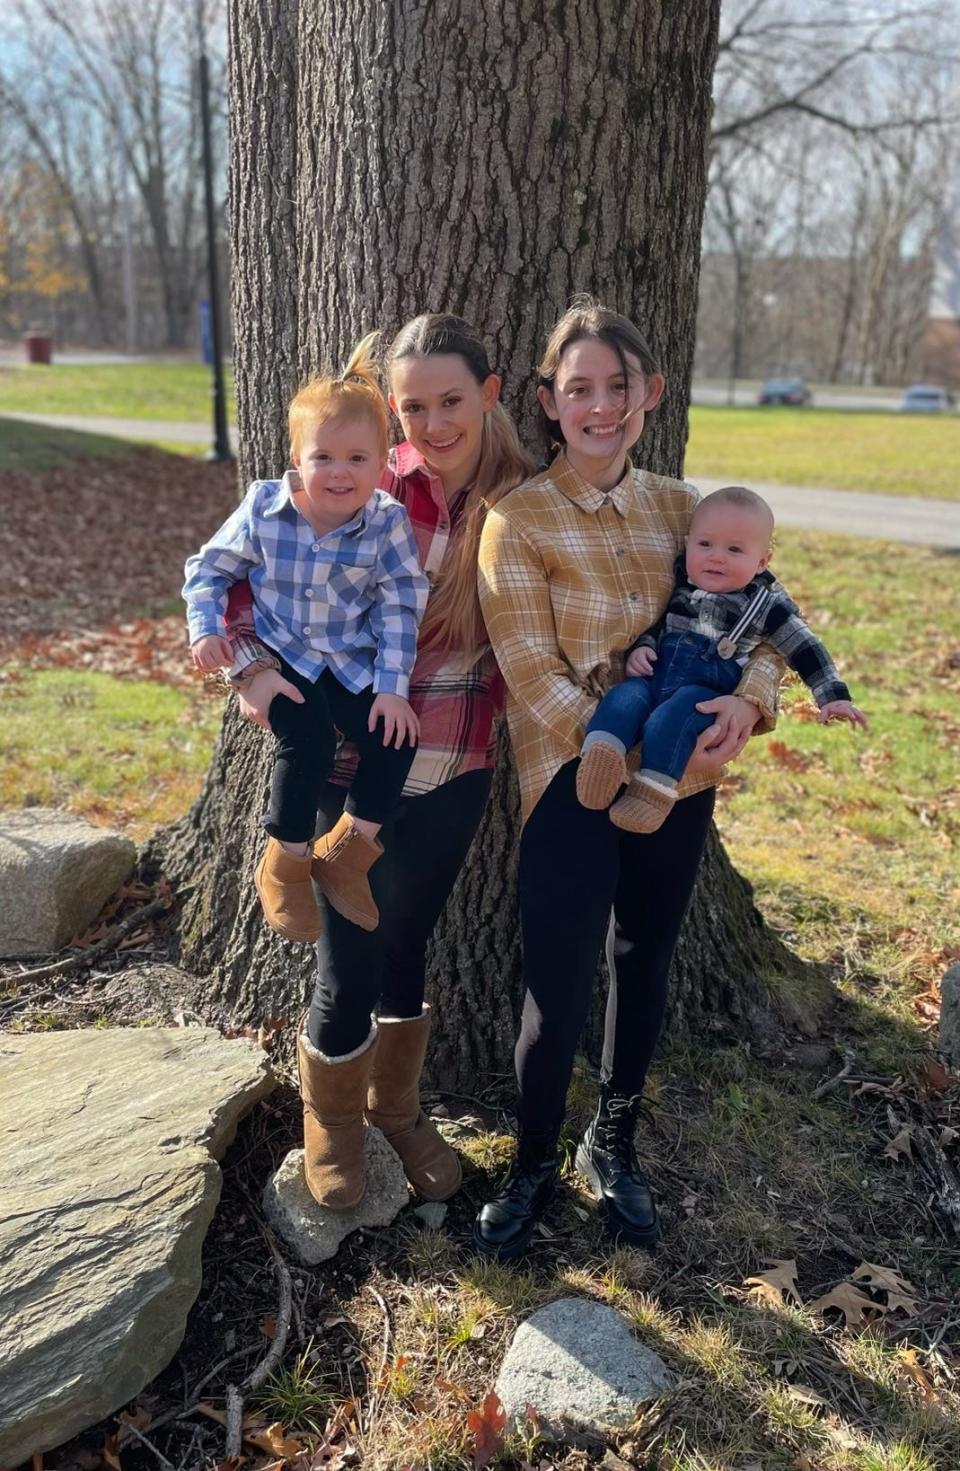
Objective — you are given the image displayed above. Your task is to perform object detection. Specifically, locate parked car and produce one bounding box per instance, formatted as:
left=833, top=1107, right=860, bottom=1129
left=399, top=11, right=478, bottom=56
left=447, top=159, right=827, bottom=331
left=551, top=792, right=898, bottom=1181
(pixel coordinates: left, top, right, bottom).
left=757, top=377, right=812, bottom=406
left=899, top=383, right=956, bottom=413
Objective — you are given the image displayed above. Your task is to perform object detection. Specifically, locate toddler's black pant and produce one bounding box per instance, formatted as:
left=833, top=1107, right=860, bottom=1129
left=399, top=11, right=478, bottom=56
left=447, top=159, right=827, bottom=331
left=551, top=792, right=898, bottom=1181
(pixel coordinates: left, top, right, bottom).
left=263, top=657, right=415, bottom=844
left=516, top=759, right=714, bottom=1138
left=306, top=769, right=493, bottom=1055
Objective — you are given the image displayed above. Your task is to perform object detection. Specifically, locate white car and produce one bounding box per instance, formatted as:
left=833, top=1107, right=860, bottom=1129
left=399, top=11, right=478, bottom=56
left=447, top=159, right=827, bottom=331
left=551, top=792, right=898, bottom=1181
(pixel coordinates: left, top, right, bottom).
left=900, top=384, right=956, bottom=412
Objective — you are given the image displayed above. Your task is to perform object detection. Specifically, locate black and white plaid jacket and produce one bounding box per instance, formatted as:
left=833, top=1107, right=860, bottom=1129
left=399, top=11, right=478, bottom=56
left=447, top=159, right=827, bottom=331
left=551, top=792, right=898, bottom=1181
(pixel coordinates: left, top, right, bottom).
left=636, top=559, right=851, bottom=707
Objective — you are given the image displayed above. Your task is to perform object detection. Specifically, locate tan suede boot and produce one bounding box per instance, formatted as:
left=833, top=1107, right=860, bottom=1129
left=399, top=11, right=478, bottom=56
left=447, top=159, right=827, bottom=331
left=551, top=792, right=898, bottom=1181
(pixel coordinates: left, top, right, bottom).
left=576, top=739, right=627, bottom=809
left=609, top=777, right=677, bottom=834
left=366, top=1006, right=462, bottom=1201
left=298, top=1018, right=378, bottom=1210
left=254, top=837, right=323, bottom=943
left=311, top=812, right=382, bottom=931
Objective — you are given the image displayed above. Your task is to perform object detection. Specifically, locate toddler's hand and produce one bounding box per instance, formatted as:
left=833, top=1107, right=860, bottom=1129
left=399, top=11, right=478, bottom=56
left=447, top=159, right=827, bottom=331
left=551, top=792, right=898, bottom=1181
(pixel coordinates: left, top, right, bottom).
left=817, top=700, right=868, bottom=731
left=626, top=646, right=657, bottom=678
left=191, top=634, right=234, bottom=671
left=370, top=693, right=420, bottom=749
left=236, top=667, right=304, bottom=729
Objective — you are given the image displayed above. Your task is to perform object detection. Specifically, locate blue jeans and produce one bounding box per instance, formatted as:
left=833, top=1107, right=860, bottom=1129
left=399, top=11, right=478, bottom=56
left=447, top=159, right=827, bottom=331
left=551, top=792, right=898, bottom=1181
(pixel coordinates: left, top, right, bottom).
left=586, top=631, right=743, bottom=782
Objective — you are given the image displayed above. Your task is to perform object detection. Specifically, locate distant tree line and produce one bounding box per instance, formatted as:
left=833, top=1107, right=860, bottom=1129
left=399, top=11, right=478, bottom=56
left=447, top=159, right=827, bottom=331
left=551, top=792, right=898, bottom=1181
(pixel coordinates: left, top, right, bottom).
left=1, top=0, right=956, bottom=381
left=0, top=0, right=227, bottom=351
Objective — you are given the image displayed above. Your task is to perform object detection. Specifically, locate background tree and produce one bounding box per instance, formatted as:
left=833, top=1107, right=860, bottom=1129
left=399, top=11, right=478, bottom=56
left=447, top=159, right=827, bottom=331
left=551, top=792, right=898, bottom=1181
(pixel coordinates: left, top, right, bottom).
left=152, top=0, right=812, bottom=1091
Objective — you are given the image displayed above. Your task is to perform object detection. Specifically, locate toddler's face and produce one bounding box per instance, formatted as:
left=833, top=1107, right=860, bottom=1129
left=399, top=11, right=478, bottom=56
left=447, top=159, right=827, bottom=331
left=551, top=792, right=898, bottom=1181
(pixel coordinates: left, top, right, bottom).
left=685, top=503, right=772, bottom=593
left=293, top=413, right=386, bottom=530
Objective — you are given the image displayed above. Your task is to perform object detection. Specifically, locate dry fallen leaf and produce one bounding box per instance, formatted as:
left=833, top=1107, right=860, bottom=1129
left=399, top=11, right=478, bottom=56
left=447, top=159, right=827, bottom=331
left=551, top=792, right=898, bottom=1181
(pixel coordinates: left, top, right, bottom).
left=884, top=1127, right=913, bottom=1162
left=244, top=1421, right=304, bottom=1458
left=810, top=1283, right=883, bottom=1329
left=260, top=1312, right=277, bottom=1340
left=743, top=1258, right=802, bottom=1307
left=851, top=1262, right=919, bottom=1315
left=898, top=1348, right=938, bottom=1400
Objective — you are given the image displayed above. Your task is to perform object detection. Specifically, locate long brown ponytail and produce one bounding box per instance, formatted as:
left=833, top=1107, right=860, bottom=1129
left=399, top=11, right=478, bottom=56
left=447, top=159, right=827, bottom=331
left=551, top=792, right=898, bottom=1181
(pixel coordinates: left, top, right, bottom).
left=387, top=314, right=534, bottom=659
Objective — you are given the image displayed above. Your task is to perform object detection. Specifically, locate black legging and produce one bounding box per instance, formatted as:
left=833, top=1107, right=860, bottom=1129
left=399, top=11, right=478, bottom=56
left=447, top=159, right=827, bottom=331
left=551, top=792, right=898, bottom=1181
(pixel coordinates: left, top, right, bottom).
left=307, top=768, right=493, bottom=1055
left=516, top=760, right=715, bottom=1137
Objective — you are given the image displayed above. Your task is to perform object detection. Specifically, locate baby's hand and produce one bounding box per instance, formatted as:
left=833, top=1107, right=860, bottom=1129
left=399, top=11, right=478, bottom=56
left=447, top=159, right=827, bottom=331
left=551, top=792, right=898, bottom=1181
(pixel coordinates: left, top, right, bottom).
left=817, top=700, right=868, bottom=731
left=191, top=634, right=234, bottom=671
left=626, top=645, right=657, bottom=678
left=370, top=693, right=420, bottom=749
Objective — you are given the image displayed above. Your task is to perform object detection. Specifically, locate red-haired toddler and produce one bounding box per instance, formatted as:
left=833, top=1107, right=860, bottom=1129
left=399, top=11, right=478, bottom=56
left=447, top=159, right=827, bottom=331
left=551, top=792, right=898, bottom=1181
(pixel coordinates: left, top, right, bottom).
left=183, top=337, right=428, bottom=943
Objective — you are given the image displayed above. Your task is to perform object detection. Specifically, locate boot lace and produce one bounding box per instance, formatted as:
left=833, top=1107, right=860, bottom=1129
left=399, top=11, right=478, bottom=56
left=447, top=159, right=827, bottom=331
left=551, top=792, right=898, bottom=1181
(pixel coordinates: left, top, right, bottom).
left=596, top=1093, right=653, bottom=1169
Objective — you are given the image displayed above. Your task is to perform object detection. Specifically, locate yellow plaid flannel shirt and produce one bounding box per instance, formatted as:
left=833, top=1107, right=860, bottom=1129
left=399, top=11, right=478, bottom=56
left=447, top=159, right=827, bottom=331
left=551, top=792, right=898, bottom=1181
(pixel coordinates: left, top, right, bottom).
left=477, top=450, right=782, bottom=824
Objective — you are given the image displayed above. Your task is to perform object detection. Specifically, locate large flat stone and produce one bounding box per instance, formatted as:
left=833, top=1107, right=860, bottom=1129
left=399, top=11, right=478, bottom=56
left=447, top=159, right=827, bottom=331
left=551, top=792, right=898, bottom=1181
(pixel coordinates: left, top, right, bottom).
left=0, top=1027, right=276, bottom=1467
left=495, top=1298, right=673, bottom=1442
left=263, top=1131, right=409, bottom=1264
left=0, top=808, right=137, bottom=957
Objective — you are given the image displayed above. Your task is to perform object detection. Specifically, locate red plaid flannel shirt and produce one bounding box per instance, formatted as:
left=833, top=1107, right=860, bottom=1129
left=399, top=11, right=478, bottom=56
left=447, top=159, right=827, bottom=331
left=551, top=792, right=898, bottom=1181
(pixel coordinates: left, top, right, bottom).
left=225, top=442, right=504, bottom=795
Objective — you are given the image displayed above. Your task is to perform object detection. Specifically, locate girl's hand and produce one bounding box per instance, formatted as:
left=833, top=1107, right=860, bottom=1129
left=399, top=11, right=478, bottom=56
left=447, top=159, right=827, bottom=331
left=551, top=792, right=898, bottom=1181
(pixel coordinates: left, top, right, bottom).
left=818, top=699, right=868, bottom=731
left=370, top=693, right=420, bottom=749
left=191, top=634, right=234, bottom=671
left=236, top=668, right=304, bottom=729
left=625, top=646, right=657, bottom=678
left=688, top=694, right=761, bottom=773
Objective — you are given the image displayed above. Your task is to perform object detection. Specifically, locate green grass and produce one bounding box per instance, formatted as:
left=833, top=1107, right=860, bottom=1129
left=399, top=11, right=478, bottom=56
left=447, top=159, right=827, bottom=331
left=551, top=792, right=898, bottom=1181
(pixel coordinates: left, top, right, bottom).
left=717, top=528, right=960, bottom=1035
left=0, top=668, right=223, bottom=837
left=686, top=406, right=960, bottom=500
left=0, top=361, right=236, bottom=424
left=0, top=416, right=143, bottom=471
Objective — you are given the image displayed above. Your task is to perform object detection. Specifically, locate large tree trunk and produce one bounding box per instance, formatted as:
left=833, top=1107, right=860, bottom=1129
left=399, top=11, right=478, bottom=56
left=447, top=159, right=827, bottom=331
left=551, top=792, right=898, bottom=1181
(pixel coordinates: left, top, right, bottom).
left=149, top=0, right=816, bottom=1092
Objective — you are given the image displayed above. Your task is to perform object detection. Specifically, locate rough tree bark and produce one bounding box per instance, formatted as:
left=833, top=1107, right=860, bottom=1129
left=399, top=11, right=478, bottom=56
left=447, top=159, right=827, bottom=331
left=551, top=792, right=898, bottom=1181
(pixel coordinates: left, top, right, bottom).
left=150, top=0, right=813, bottom=1092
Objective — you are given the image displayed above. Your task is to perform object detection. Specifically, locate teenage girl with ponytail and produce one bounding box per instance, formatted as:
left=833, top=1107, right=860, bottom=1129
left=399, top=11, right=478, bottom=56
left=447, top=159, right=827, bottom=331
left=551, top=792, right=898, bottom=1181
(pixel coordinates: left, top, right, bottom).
left=222, top=316, right=533, bottom=1213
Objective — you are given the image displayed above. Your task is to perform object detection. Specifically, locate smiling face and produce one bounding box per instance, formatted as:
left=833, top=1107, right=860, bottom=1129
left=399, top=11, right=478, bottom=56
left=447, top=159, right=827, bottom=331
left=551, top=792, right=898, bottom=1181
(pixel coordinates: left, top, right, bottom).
left=291, top=412, right=387, bottom=533
left=537, top=336, right=665, bottom=491
left=685, top=499, right=773, bottom=593
left=388, top=353, right=500, bottom=493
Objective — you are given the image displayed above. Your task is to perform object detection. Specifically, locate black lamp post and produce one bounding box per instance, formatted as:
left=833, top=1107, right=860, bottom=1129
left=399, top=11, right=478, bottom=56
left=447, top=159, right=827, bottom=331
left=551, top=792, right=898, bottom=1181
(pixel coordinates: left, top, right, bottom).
left=199, top=35, right=232, bottom=462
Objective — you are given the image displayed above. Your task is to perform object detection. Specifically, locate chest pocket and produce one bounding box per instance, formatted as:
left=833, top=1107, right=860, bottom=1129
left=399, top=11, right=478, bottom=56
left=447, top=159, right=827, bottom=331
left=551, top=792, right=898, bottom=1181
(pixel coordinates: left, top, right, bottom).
left=313, top=547, right=378, bottom=607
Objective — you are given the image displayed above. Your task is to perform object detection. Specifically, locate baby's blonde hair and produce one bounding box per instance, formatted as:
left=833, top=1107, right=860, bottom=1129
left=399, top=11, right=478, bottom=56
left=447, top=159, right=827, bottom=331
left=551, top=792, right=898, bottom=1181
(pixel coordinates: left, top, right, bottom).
left=693, top=485, right=775, bottom=540
left=289, top=332, right=389, bottom=460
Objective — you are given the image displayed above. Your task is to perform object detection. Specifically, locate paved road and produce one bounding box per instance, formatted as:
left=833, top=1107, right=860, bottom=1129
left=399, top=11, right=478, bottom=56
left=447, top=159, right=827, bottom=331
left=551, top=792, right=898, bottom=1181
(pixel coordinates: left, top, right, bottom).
left=3, top=410, right=958, bottom=549
left=1, top=410, right=237, bottom=451
left=690, top=381, right=903, bottom=412
left=692, top=476, right=959, bottom=552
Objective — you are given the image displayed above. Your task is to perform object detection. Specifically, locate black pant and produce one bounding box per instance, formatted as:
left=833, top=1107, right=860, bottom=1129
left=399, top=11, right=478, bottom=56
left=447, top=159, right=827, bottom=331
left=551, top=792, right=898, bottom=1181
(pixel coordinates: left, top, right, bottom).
left=307, top=768, right=493, bottom=1055
left=264, top=659, right=416, bottom=843
left=516, top=759, right=714, bottom=1137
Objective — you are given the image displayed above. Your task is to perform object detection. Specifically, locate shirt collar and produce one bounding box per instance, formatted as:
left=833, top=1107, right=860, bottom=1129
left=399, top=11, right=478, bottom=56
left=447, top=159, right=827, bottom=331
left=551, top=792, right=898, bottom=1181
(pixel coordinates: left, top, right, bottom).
left=391, top=440, right=469, bottom=522
left=550, top=448, right=634, bottom=516
left=265, top=469, right=373, bottom=536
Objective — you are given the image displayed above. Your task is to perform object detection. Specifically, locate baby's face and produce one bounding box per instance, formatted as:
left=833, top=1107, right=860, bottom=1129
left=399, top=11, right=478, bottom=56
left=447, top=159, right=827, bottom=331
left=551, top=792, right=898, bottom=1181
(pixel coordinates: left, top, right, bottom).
left=685, top=503, right=772, bottom=593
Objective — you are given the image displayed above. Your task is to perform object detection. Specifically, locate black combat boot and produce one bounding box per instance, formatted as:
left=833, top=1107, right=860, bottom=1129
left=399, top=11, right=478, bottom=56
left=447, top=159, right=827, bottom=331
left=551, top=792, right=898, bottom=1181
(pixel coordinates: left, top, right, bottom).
left=472, top=1133, right=559, bottom=1259
left=575, top=1088, right=659, bottom=1247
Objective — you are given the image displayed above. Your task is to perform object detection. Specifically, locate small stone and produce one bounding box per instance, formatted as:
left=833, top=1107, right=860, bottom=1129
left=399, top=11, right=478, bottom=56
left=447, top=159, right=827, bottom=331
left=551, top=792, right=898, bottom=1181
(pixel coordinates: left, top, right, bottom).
left=786, top=1042, right=835, bottom=1073
left=413, top=1201, right=448, bottom=1229
left=494, top=1298, right=672, bottom=1442
left=940, top=963, right=960, bottom=1068
left=0, top=808, right=136, bottom=957
left=263, top=1129, right=409, bottom=1264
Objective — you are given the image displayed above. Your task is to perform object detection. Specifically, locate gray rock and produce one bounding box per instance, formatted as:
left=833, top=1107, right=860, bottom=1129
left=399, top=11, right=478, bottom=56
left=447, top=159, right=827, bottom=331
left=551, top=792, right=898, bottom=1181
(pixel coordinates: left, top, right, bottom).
left=413, top=1201, right=448, bottom=1230
left=0, top=1027, right=275, bottom=1468
left=263, top=1130, right=409, bottom=1264
left=494, top=1298, right=672, bottom=1442
left=0, top=808, right=136, bottom=957
left=940, top=963, right=960, bottom=1068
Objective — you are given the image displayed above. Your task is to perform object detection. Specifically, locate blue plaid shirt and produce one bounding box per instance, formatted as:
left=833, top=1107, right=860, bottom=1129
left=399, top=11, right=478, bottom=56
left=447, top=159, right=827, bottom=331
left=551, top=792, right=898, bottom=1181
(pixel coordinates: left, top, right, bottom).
left=183, top=472, right=429, bottom=697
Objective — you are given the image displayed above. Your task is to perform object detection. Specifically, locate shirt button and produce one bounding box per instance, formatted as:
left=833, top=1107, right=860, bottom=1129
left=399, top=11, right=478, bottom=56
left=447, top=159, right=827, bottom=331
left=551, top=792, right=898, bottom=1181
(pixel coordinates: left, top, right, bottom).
left=305, top=588, right=314, bottom=599
left=312, top=542, right=321, bottom=552
left=615, top=548, right=626, bottom=557
left=630, top=592, right=640, bottom=601
left=303, top=625, right=311, bottom=635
